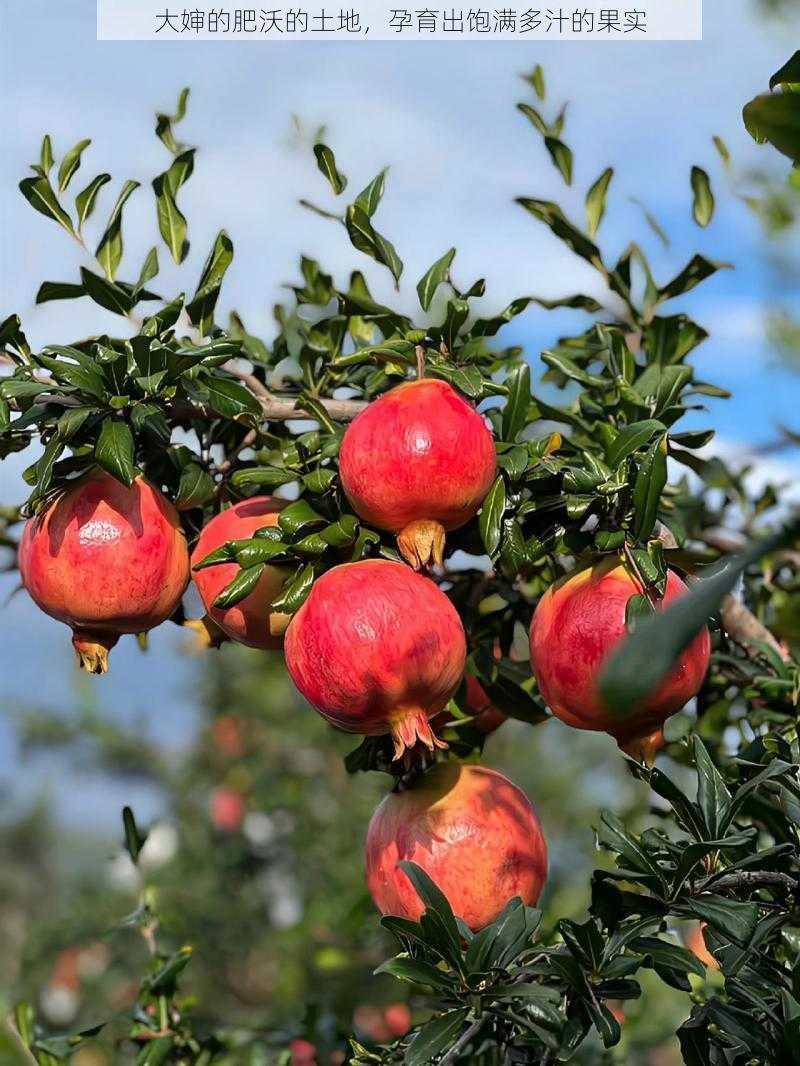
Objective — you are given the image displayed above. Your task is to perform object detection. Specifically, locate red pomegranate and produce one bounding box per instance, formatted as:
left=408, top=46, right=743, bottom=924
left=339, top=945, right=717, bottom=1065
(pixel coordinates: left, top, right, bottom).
left=192, top=497, right=289, bottom=649
left=338, top=379, right=496, bottom=569
left=529, top=559, right=711, bottom=762
left=210, top=787, right=245, bottom=833
left=284, top=559, right=466, bottom=759
left=365, top=763, right=548, bottom=930
left=19, top=468, right=189, bottom=673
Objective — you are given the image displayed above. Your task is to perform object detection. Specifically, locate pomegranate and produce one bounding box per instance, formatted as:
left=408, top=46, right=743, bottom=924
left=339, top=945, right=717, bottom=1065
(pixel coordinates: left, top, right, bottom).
left=19, top=468, right=189, bottom=673
left=192, top=497, right=289, bottom=649
left=529, top=559, right=710, bottom=762
left=338, top=378, right=496, bottom=569
left=684, top=922, right=718, bottom=971
left=210, top=787, right=245, bottom=833
left=365, top=763, right=547, bottom=930
left=284, top=559, right=466, bottom=759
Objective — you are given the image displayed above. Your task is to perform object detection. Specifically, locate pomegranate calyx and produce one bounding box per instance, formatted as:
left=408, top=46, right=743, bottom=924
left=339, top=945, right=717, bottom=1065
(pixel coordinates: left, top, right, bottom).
left=617, top=725, right=665, bottom=766
left=397, top=519, right=446, bottom=570
left=390, top=709, right=448, bottom=762
left=71, top=630, right=120, bottom=674
left=183, top=615, right=229, bottom=651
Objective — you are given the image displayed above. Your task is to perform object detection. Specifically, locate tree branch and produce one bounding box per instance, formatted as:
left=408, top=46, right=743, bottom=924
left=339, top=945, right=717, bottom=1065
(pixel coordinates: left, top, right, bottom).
left=700, top=870, right=799, bottom=893
left=721, top=594, right=790, bottom=662
left=439, top=1015, right=487, bottom=1066
left=221, top=361, right=368, bottom=423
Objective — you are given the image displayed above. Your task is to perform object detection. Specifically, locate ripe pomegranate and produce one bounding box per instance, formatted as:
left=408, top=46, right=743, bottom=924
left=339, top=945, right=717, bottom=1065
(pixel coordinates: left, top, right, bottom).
left=338, top=379, right=496, bottom=569
left=19, top=468, right=189, bottom=673
left=284, top=559, right=466, bottom=759
left=365, top=763, right=548, bottom=930
left=684, top=922, right=718, bottom=971
left=210, top=787, right=245, bottom=832
left=192, top=497, right=288, bottom=649
left=529, top=559, right=711, bottom=762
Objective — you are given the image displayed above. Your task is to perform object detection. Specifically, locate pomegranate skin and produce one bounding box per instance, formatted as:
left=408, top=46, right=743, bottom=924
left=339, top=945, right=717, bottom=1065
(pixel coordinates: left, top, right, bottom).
left=284, top=559, right=466, bottom=759
left=192, top=497, right=288, bottom=649
left=19, top=468, right=189, bottom=673
left=365, top=763, right=548, bottom=931
left=338, top=379, right=496, bottom=568
left=529, top=560, right=711, bottom=759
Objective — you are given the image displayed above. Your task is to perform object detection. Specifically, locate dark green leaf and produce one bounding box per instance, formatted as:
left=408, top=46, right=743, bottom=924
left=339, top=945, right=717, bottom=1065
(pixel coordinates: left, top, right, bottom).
left=417, top=247, right=456, bottom=311
left=122, top=805, right=147, bottom=863
left=374, top=956, right=454, bottom=991
left=680, top=896, right=759, bottom=946
left=204, top=375, right=262, bottom=420
left=345, top=204, right=403, bottom=285
left=95, top=419, right=135, bottom=485
left=517, top=102, right=549, bottom=135
left=354, top=169, right=387, bottom=217
left=95, top=179, right=140, bottom=281
left=606, top=419, right=666, bottom=467
left=631, top=434, right=668, bottom=541
left=35, top=281, right=85, bottom=305
left=272, top=562, right=316, bottom=613
left=516, top=198, right=602, bottom=268
left=744, top=91, right=800, bottom=163
left=479, top=476, right=506, bottom=555
left=74, top=173, right=111, bottom=231
left=19, top=176, right=74, bottom=234
left=133, top=248, right=160, bottom=300
left=214, top=564, right=265, bottom=608
left=658, top=254, right=729, bottom=302
left=502, top=363, right=531, bottom=441
left=545, top=136, right=573, bottom=185
left=152, top=171, right=189, bottom=264
left=79, top=266, right=134, bottom=316
left=57, top=138, right=91, bottom=192
left=186, top=230, right=234, bottom=335
left=404, top=1009, right=469, bottom=1066
left=693, top=736, right=732, bottom=838
left=313, top=143, right=347, bottom=195
left=176, top=463, right=216, bottom=509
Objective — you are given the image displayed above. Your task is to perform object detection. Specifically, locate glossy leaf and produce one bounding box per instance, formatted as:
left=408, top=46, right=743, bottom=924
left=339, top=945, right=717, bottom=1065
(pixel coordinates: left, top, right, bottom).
left=95, top=419, right=135, bottom=485
left=417, top=247, right=456, bottom=311
left=57, top=138, right=91, bottom=192
left=313, top=143, right=347, bottom=195
left=690, top=166, right=715, bottom=228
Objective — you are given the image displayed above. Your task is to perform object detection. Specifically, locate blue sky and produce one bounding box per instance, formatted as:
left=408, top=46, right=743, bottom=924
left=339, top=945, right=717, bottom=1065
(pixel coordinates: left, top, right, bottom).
left=1, top=0, right=799, bottom=830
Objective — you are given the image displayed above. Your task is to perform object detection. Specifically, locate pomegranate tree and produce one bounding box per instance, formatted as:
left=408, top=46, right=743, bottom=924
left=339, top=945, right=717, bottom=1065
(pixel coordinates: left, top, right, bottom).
left=284, top=559, right=466, bottom=758
left=192, top=496, right=288, bottom=649
left=338, top=378, right=496, bottom=568
left=19, top=469, right=189, bottom=673
left=365, top=763, right=548, bottom=930
left=529, top=560, right=711, bottom=761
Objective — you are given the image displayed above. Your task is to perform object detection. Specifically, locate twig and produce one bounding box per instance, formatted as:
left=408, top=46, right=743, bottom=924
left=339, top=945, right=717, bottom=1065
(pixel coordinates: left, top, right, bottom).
left=439, top=1015, right=487, bottom=1066
left=221, top=361, right=368, bottom=422
left=700, top=870, right=798, bottom=893
left=721, top=594, right=790, bottom=663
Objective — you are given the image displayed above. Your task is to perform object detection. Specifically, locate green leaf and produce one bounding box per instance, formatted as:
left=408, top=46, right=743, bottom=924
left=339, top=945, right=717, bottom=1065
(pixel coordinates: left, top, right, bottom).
left=35, top=281, right=85, bottom=305
left=214, top=564, right=266, bottom=608
left=39, top=134, right=54, bottom=174
left=354, top=169, right=387, bottom=217
left=79, top=266, right=134, bottom=316
left=176, top=463, right=216, bottom=509
left=586, top=167, right=614, bottom=237
left=122, top=805, right=147, bottom=863
left=344, top=204, right=403, bottom=285
left=19, top=176, right=74, bottom=235
left=516, top=198, right=602, bottom=268
left=658, top=254, right=729, bottom=302
left=374, top=956, right=454, bottom=991
left=272, top=562, right=316, bottom=614
left=204, top=375, right=262, bottom=420
left=417, top=247, right=456, bottom=311
left=133, top=247, right=160, bottom=300
left=95, top=179, right=140, bottom=281
left=155, top=87, right=190, bottom=153
left=74, top=173, right=111, bottom=231
left=57, top=138, right=91, bottom=192
left=545, top=136, right=573, bottom=185
left=631, top=434, right=668, bottom=541
left=502, top=363, right=531, bottom=441
left=712, top=135, right=731, bottom=168
left=693, top=736, right=732, bottom=838
left=599, top=519, right=800, bottom=716
left=95, top=419, right=135, bottom=486
left=527, top=63, right=546, bottom=99
left=278, top=499, right=326, bottom=537
left=186, top=230, right=234, bottom=335
left=152, top=171, right=189, bottom=264
left=690, top=166, right=715, bottom=228
left=516, top=102, right=549, bottom=135
left=397, top=862, right=462, bottom=961
left=230, top=466, right=296, bottom=490
left=680, top=896, right=759, bottom=946
left=743, top=90, right=800, bottom=163
left=313, top=143, right=347, bottom=195
left=28, top=439, right=64, bottom=502
left=404, top=1009, right=469, bottom=1066
left=606, top=419, right=666, bottom=467
left=479, top=476, right=506, bottom=556
left=770, top=51, right=800, bottom=91
left=471, top=297, right=533, bottom=338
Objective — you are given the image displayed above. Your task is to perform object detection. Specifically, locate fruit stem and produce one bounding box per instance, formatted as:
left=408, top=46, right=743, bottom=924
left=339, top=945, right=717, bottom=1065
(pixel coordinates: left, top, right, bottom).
left=415, top=344, right=426, bottom=380
left=71, top=629, right=120, bottom=674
